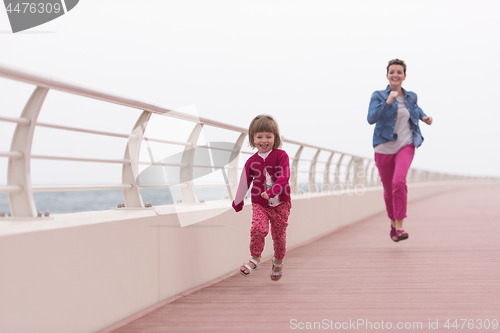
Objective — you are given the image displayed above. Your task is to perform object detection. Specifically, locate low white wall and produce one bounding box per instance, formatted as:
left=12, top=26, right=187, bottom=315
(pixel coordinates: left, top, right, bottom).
left=0, top=181, right=489, bottom=333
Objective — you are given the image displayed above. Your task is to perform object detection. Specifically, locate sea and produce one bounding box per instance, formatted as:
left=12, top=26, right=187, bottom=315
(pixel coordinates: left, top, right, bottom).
left=0, top=183, right=326, bottom=215
left=0, top=187, right=230, bottom=215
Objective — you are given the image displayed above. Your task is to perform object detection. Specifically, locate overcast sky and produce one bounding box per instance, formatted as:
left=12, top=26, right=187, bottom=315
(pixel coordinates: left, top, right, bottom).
left=1, top=0, right=500, bottom=186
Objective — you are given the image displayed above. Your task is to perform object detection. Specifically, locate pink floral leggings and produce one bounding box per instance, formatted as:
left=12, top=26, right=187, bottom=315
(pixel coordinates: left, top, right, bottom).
left=250, top=201, right=291, bottom=260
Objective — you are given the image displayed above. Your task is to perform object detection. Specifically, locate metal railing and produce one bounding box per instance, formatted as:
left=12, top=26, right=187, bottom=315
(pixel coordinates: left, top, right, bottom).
left=0, top=63, right=481, bottom=217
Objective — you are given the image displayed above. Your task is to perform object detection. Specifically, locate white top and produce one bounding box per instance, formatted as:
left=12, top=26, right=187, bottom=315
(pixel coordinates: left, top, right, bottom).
left=374, top=95, right=413, bottom=154
left=258, top=151, right=281, bottom=207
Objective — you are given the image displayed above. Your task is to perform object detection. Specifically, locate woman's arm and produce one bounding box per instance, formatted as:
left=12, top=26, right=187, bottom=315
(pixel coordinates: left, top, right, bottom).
left=367, top=91, right=391, bottom=124
left=414, top=94, right=433, bottom=125
left=422, top=116, right=433, bottom=125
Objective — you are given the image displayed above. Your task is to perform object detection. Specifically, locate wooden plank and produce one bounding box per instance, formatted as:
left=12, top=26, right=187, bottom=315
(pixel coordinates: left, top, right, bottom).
left=112, top=185, right=500, bottom=332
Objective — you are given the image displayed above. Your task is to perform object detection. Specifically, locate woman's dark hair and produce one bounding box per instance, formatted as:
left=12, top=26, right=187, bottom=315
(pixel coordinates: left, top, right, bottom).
left=387, top=59, right=406, bottom=74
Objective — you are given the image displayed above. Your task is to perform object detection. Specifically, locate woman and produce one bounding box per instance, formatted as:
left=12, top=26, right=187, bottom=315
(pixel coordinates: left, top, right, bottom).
left=367, top=59, right=433, bottom=242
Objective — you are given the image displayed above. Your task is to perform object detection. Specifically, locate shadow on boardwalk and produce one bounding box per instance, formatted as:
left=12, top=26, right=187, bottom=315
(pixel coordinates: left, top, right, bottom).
left=111, top=184, right=500, bottom=333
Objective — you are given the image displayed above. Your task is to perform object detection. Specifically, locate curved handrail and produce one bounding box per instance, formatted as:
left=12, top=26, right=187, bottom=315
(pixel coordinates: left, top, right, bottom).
left=0, top=63, right=488, bottom=217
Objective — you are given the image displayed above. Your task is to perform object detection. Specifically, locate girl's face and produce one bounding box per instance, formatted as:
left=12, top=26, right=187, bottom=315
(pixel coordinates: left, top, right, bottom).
left=386, top=64, right=406, bottom=88
left=254, top=132, right=275, bottom=154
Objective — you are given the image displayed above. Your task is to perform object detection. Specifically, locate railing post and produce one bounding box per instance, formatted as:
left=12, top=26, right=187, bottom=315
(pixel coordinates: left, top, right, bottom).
left=122, top=110, right=152, bottom=208
left=370, top=164, right=378, bottom=187
left=411, top=168, right=417, bottom=183
left=334, top=154, right=345, bottom=189
left=363, top=159, right=371, bottom=187
left=180, top=123, right=203, bottom=203
left=407, top=168, right=413, bottom=184
left=227, top=133, right=246, bottom=201
left=291, top=146, right=303, bottom=194
left=352, top=157, right=364, bottom=187
left=8, top=86, right=48, bottom=217
left=323, top=152, right=334, bottom=192
left=415, top=170, right=423, bottom=183
left=309, top=149, right=321, bottom=193
left=345, top=156, right=355, bottom=188
left=423, top=171, right=429, bottom=182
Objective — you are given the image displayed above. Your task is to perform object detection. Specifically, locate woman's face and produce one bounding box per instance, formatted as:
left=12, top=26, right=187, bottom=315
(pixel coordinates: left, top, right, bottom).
left=386, top=64, right=406, bottom=88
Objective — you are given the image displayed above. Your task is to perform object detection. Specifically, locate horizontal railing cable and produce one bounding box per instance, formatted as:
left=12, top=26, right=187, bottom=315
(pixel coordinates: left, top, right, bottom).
left=0, top=151, right=23, bottom=159
left=32, top=184, right=133, bottom=192
left=0, top=115, right=30, bottom=125
left=36, top=122, right=130, bottom=138
left=30, top=155, right=132, bottom=165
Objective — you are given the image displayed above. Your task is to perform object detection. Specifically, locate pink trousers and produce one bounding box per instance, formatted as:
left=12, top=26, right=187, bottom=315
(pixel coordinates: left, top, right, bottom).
left=374, top=143, right=415, bottom=221
left=250, top=201, right=291, bottom=260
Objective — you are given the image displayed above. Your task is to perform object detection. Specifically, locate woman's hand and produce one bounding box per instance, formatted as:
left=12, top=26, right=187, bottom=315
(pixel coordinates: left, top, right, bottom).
left=261, top=192, right=270, bottom=200
left=386, top=91, right=399, bottom=104
left=422, top=116, right=433, bottom=125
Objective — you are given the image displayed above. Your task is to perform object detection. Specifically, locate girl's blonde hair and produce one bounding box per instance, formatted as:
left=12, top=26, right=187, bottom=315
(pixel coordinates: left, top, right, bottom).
left=248, top=114, right=282, bottom=149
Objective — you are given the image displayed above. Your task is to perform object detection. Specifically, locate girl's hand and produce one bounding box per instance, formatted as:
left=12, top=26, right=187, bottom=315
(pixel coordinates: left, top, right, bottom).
left=261, top=192, right=270, bottom=200
left=422, top=116, right=433, bottom=125
left=386, top=91, right=399, bottom=104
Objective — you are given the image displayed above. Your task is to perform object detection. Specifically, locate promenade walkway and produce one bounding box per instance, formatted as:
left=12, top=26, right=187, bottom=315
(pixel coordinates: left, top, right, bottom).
left=107, top=184, right=500, bottom=332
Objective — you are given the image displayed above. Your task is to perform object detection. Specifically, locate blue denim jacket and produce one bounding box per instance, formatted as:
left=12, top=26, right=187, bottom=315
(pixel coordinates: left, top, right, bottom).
left=367, top=85, right=427, bottom=148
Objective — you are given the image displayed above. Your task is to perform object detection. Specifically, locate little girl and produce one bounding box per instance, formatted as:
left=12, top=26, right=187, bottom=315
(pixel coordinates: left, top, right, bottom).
left=232, top=115, right=292, bottom=281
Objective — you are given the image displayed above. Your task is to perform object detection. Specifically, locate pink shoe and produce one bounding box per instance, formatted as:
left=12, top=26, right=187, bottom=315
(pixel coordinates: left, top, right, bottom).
left=396, top=229, right=409, bottom=241
left=390, top=226, right=399, bottom=242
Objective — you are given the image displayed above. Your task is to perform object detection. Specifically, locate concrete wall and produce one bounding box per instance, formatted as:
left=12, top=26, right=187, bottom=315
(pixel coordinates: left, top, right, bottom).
left=0, top=181, right=487, bottom=333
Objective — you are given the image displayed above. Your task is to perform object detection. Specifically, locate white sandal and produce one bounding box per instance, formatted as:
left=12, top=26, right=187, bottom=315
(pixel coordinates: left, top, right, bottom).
left=239, top=258, right=261, bottom=277
left=270, top=257, right=284, bottom=281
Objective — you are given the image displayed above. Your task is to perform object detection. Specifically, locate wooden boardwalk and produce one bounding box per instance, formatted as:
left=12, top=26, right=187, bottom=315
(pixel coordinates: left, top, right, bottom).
left=109, top=184, right=500, bottom=332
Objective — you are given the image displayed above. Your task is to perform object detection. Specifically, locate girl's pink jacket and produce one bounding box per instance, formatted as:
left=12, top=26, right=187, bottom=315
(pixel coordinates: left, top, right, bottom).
left=232, top=149, right=291, bottom=212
